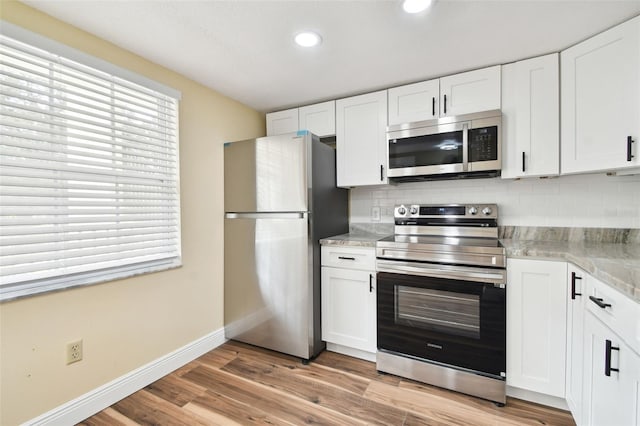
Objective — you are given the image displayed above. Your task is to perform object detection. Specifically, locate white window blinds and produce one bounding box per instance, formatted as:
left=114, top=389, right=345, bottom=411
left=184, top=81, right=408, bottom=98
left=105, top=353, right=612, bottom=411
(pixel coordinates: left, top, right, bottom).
left=0, top=26, right=181, bottom=301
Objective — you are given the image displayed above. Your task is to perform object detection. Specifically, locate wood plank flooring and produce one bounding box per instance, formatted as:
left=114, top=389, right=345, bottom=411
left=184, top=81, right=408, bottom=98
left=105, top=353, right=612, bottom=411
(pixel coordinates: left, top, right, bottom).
left=78, top=341, right=576, bottom=426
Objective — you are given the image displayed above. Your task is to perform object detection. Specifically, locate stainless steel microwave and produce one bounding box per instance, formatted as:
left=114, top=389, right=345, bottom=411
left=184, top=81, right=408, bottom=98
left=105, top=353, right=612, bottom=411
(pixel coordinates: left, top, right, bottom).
left=386, top=110, right=502, bottom=181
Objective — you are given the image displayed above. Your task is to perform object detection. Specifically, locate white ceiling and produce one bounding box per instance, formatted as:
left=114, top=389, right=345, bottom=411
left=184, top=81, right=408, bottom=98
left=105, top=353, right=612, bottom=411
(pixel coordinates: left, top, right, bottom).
left=22, top=0, right=640, bottom=113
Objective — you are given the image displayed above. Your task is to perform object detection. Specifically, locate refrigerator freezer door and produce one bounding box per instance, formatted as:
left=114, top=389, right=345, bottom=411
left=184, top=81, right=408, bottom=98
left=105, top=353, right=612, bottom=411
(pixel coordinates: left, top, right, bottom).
left=224, top=134, right=308, bottom=213
left=224, top=212, right=312, bottom=358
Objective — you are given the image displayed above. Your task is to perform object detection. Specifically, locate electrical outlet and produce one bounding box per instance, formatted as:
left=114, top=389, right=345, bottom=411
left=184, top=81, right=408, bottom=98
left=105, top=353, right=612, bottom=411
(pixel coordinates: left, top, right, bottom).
left=66, top=339, right=83, bottom=364
left=371, top=206, right=381, bottom=221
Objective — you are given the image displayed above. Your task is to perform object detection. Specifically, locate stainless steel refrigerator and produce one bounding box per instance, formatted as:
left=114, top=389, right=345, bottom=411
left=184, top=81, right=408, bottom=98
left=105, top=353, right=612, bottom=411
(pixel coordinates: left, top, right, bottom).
left=223, top=131, right=348, bottom=360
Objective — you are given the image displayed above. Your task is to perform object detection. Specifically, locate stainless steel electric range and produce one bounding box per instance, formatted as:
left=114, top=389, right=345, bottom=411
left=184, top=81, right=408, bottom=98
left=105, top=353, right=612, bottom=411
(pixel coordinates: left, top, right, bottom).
left=376, top=203, right=507, bottom=405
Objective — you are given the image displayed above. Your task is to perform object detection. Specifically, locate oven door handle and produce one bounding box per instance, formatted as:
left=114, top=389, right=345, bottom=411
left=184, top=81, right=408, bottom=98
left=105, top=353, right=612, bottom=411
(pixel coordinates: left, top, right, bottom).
left=376, top=259, right=506, bottom=285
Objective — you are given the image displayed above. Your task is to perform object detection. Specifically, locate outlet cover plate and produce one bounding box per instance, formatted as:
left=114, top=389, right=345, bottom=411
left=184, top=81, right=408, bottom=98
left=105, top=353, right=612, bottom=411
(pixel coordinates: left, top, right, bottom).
left=66, top=339, right=83, bottom=364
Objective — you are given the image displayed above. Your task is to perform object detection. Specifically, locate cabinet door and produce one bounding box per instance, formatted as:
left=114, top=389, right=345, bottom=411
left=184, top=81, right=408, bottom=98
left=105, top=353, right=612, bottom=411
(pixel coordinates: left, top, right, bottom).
left=439, top=66, right=501, bottom=117
left=582, top=312, right=640, bottom=426
left=266, top=108, right=299, bottom=136
left=561, top=16, right=640, bottom=174
left=566, top=264, right=588, bottom=425
left=336, top=90, right=388, bottom=187
left=321, top=267, right=376, bottom=353
left=299, top=101, right=335, bottom=137
left=506, top=259, right=567, bottom=398
left=502, top=54, right=559, bottom=179
left=388, top=79, right=439, bottom=125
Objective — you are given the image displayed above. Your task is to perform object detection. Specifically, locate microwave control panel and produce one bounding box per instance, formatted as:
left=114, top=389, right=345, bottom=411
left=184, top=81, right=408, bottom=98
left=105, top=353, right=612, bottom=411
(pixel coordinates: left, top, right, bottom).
left=469, top=126, right=498, bottom=162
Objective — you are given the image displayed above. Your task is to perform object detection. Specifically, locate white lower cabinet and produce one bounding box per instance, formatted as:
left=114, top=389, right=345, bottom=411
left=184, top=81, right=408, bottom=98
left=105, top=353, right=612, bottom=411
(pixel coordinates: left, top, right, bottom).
left=582, top=311, right=640, bottom=426
left=320, top=246, right=376, bottom=359
left=506, top=258, right=567, bottom=398
left=566, top=264, right=588, bottom=425
left=578, top=274, right=640, bottom=426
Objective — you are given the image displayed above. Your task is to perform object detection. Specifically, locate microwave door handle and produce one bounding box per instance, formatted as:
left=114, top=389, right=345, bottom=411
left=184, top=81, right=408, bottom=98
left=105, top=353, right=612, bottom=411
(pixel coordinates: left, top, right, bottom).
left=462, top=123, right=469, bottom=172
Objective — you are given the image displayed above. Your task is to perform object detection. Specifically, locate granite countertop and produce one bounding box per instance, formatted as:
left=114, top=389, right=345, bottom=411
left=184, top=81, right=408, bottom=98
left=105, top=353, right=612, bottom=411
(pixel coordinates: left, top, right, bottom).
left=320, top=230, right=640, bottom=304
left=502, top=239, right=640, bottom=303
left=320, top=232, right=384, bottom=248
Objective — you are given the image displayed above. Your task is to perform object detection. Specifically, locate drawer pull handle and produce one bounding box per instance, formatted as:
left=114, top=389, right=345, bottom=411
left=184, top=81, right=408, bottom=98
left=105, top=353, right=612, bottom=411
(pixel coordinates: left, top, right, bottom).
left=369, top=274, right=373, bottom=293
left=605, top=339, right=620, bottom=376
left=338, top=256, right=355, bottom=261
left=432, top=97, right=436, bottom=116
left=627, top=136, right=635, bottom=162
left=571, top=272, right=582, bottom=300
left=589, top=296, right=611, bottom=309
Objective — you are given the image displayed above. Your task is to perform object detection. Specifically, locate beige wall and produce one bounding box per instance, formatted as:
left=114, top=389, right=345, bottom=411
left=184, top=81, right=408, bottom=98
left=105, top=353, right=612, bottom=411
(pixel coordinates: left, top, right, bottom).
left=0, top=2, right=265, bottom=424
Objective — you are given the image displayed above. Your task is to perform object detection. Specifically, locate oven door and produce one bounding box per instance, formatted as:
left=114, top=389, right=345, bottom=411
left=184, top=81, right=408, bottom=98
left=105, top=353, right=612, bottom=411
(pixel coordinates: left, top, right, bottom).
left=377, top=271, right=505, bottom=378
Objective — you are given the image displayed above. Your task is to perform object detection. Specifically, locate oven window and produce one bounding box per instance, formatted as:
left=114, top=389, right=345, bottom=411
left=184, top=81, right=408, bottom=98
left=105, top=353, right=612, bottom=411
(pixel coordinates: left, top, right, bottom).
left=389, top=131, right=463, bottom=168
left=395, top=285, right=480, bottom=339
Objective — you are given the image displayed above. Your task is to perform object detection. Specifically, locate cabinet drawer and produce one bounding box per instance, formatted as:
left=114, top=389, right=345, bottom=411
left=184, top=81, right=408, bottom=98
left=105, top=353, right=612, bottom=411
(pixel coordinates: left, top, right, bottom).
left=321, top=246, right=375, bottom=270
left=586, top=276, right=639, bottom=354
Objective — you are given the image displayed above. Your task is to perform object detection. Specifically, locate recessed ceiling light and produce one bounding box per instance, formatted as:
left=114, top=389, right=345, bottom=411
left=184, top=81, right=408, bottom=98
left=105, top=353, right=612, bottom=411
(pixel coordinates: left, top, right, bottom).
left=294, top=31, right=322, bottom=47
left=402, top=0, right=433, bottom=14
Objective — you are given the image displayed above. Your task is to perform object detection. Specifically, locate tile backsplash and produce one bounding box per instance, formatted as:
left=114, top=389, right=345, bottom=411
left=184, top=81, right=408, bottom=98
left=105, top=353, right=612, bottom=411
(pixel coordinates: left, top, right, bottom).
left=349, top=173, right=640, bottom=228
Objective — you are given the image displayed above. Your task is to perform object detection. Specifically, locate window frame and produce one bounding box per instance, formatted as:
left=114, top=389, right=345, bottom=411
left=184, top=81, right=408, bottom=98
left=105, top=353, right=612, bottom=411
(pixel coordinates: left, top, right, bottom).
left=0, top=21, right=182, bottom=302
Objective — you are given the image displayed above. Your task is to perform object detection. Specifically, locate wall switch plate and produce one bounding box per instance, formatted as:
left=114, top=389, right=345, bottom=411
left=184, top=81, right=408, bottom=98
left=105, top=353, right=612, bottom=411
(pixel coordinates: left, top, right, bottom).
left=371, top=206, right=381, bottom=221
left=66, top=339, right=83, bottom=364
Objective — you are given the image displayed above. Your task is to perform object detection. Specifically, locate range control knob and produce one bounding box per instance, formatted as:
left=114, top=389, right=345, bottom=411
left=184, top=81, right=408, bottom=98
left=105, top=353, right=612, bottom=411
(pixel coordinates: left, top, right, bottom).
left=397, top=205, right=407, bottom=216
left=468, top=206, right=478, bottom=215
left=409, top=205, right=419, bottom=215
left=482, top=206, right=493, bottom=216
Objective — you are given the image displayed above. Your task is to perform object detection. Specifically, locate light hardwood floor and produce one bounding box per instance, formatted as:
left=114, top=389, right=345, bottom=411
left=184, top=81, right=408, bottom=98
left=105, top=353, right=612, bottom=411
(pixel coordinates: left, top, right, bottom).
left=78, top=341, right=576, bottom=425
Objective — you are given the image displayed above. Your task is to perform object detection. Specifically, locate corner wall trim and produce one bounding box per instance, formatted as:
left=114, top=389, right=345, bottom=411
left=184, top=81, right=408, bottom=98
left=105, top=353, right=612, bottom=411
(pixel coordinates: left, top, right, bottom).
left=25, top=328, right=227, bottom=425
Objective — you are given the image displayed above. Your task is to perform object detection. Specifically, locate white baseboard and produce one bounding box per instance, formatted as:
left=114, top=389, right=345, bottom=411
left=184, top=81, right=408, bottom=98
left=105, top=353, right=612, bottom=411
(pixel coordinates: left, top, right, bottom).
left=506, top=385, right=570, bottom=411
left=326, top=343, right=376, bottom=362
left=26, top=328, right=227, bottom=426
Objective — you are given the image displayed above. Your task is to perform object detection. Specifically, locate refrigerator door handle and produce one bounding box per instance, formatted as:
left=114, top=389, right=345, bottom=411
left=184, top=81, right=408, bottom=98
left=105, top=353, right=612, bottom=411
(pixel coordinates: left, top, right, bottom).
left=225, top=212, right=307, bottom=220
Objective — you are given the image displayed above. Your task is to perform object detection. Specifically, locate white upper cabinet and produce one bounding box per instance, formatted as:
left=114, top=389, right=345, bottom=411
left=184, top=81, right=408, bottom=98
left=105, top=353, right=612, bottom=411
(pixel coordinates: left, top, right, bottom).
left=336, top=90, right=388, bottom=187
left=388, top=79, right=439, bottom=125
left=388, top=66, right=501, bottom=125
left=502, top=53, right=560, bottom=179
left=267, top=101, right=336, bottom=137
left=298, top=101, right=336, bottom=137
left=561, top=15, right=640, bottom=174
left=439, top=65, right=501, bottom=117
left=266, top=108, right=299, bottom=136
